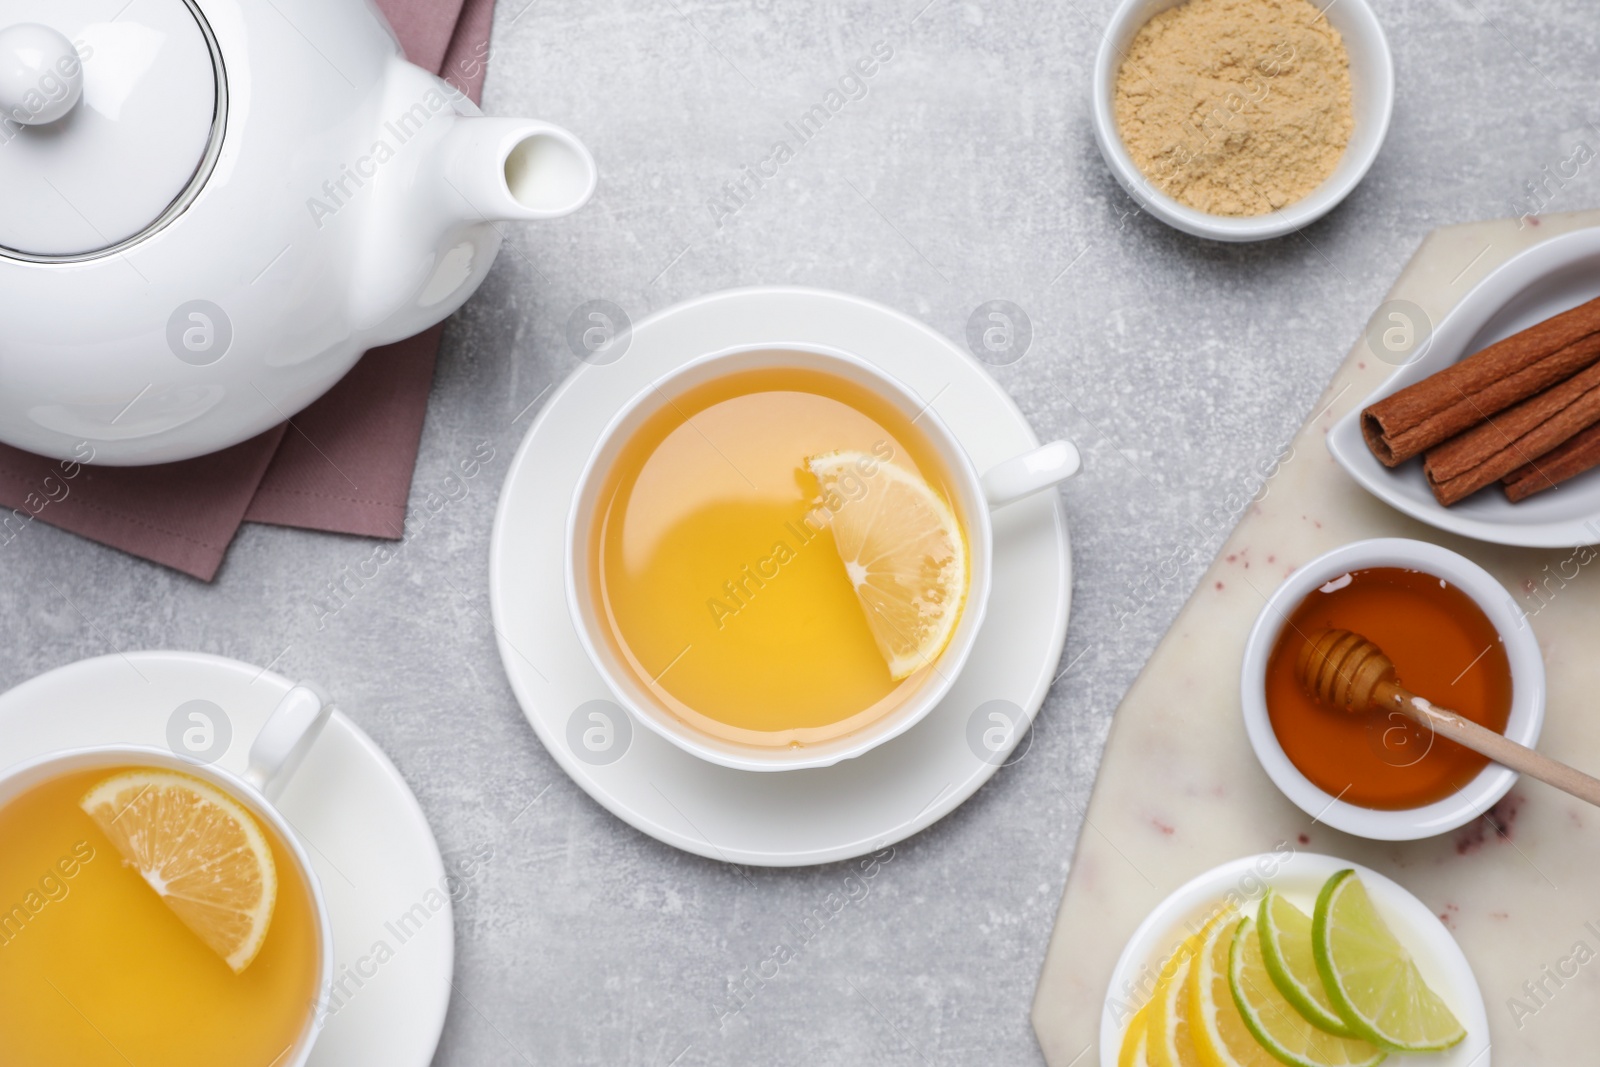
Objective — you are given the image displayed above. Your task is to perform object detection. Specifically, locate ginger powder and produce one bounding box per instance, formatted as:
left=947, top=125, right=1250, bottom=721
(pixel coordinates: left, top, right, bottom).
left=1113, top=0, right=1354, bottom=217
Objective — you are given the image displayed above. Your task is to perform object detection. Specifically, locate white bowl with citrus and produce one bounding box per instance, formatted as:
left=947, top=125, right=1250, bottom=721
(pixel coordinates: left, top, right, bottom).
left=565, top=343, right=1081, bottom=771
left=1102, top=851, right=1489, bottom=1067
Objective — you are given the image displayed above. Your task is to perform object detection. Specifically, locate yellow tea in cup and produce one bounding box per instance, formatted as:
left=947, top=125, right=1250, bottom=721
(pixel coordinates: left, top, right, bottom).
left=586, top=365, right=969, bottom=746
left=0, top=765, right=322, bottom=1067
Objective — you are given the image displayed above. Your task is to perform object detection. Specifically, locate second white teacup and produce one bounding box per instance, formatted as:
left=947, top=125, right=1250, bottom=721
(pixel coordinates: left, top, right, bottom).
left=0, top=685, right=334, bottom=1067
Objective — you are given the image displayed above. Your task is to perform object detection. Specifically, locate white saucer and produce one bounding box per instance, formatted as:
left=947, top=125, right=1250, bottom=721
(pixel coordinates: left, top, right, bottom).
left=1100, top=852, right=1490, bottom=1067
left=0, top=652, right=454, bottom=1067
left=1329, top=226, right=1600, bottom=547
left=489, top=286, right=1073, bottom=867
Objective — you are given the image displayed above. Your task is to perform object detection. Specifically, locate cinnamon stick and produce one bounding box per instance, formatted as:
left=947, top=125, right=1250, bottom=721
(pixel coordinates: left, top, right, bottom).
left=1503, top=422, right=1600, bottom=502
left=1362, top=295, right=1600, bottom=466
left=1423, top=363, right=1600, bottom=506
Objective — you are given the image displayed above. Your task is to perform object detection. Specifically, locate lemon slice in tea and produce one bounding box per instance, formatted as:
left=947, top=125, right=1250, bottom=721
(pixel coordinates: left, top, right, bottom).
left=82, top=770, right=278, bottom=973
left=1313, top=870, right=1465, bottom=1052
left=1259, top=888, right=1357, bottom=1037
left=806, top=451, right=967, bottom=680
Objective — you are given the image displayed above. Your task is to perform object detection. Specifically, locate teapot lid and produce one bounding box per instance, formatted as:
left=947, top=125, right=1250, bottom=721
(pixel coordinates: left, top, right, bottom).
left=0, top=0, right=223, bottom=260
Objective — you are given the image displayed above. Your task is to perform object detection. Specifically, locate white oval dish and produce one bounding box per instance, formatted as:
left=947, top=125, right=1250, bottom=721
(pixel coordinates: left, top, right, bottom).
left=1100, top=851, right=1490, bottom=1067
left=1329, top=226, right=1600, bottom=546
left=1091, top=0, right=1393, bottom=242
left=1240, top=538, right=1545, bottom=841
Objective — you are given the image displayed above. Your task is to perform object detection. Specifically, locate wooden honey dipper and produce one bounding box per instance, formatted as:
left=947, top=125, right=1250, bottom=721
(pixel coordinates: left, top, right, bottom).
left=1297, top=629, right=1600, bottom=808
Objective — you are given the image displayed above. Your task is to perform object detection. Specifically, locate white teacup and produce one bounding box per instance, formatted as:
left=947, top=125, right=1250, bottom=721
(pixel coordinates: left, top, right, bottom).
left=0, top=686, right=335, bottom=1066
left=565, top=343, right=1080, bottom=771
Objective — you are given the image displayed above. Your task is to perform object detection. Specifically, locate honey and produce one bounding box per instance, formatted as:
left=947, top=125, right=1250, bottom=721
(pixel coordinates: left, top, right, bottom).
left=1264, top=567, right=1513, bottom=810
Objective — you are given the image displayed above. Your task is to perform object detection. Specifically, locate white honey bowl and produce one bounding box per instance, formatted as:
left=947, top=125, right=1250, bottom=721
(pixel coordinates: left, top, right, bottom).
left=1239, top=537, right=1546, bottom=841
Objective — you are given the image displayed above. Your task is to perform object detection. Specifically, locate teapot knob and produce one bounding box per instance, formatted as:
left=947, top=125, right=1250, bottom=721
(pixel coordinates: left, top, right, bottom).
left=0, top=23, right=84, bottom=126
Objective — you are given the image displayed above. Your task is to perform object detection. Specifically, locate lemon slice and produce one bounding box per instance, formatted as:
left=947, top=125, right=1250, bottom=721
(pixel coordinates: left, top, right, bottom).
left=1189, top=916, right=1281, bottom=1067
left=806, top=451, right=967, bottom=679
left=1313, top=870, right=1465, bottom=1052
left=1146, top=909, right=1232, bottom=1067
left=1148, top=955, right=1209, bottom=1067
left=1120, top=1004, right=1155, bottom=1067
left=81, top=769, right=278, bottom=973
left=1259, top=888, right=1357, bottom=1037
left=1230, top=917, right=1386, bottom=1067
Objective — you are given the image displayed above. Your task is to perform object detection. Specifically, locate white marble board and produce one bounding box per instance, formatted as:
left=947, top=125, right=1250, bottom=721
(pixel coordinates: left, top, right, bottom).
left=1032, top=209, right=1600, bottom=1067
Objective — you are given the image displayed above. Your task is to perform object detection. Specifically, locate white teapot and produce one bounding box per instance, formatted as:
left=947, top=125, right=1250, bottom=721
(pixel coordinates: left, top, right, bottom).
left=0, top=0, right=596, bottom=465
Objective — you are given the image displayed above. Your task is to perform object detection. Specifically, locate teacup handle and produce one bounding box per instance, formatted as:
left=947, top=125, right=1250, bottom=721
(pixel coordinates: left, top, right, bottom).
left=244, top=684, right=333, bottom=802
left=981, top=439, right=1081, bottom=508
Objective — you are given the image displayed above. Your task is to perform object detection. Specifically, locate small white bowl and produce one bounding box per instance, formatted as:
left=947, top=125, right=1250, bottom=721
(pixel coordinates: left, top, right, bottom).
left=1092, top=0, right=1394, bottom=242
left=1240, top=538, right=1545, bottom=840
left=1099, top=851, right=1490, bottom=1067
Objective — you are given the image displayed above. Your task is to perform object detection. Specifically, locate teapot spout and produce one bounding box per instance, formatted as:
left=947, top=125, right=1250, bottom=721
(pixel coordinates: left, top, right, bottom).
left=440, top=118, right=597, bottom=222
left=349, top=111, right=596, bottom=347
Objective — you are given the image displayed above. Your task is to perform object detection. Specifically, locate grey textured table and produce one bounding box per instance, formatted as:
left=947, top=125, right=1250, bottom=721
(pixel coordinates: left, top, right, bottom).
left=5, top=0, right=1597, bottom=1062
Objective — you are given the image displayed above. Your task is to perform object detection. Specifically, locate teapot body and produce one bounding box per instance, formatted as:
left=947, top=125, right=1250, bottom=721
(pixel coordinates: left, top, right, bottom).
left=0, top=0, right=592, bottom=465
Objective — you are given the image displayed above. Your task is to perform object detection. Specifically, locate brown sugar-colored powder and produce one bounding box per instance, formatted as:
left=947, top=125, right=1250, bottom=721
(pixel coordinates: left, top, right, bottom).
left=1113, top=0, right=1354, bottom=216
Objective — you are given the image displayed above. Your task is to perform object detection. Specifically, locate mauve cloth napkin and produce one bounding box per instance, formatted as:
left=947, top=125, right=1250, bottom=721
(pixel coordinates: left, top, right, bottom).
left=0, top=0, right=497, bottom=581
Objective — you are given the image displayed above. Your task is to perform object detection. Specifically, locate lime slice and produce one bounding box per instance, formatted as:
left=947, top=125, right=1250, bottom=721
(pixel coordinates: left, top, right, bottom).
left=1313, top=870, right=1466, bottom=1052
left=1259, top=888, right=1357, bottom=1037
left=1230, top=917, right=1386, bottom=1067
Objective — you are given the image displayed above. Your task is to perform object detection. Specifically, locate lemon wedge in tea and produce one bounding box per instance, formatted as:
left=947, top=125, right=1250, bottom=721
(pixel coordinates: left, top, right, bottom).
left=81, top=770, right=278, bottom=973
left=806, top=451, right=968, bottom=680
